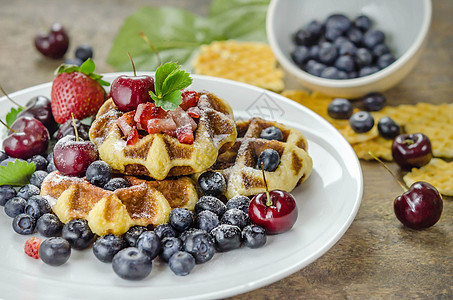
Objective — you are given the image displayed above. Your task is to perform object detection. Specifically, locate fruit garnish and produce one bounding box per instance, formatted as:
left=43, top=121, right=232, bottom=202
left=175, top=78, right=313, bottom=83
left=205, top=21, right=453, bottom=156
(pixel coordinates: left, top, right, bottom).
left=149, top=62, right=192, bottom=111
left=24, top=237, right=42, bottom=259
left=53, top=135, right=98, bottom=177
left=51, top=58, right=109, bottom=124
left=0, top=159, right=36, bottom=186
left=34, top=23, right=69, bottom=59
left=392, top=133, right=432, bottom=170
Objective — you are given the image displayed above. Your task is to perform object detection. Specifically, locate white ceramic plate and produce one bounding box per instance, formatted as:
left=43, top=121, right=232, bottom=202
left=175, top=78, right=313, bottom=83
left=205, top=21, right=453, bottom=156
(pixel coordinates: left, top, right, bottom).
left=0, top=74, right=362, bottom=299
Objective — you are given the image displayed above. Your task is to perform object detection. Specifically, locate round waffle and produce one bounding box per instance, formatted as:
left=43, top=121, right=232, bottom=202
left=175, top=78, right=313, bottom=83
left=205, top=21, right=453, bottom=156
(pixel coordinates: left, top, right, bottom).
left=89, top=92, right=237, bottom=180
left=200, top=117, right=313, bottom=199
left=40, top=171, right=198, bottom=235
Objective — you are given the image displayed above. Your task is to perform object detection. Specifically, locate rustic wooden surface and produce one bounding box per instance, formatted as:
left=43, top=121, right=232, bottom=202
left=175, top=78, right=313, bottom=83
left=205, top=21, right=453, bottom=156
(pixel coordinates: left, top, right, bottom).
left=0, top=0, right=452, bottom=298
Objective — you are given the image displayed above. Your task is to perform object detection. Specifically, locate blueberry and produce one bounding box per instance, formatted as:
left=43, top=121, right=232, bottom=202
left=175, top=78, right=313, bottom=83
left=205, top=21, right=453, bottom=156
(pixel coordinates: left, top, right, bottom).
left=86, top=161, right=112, bottom=188
left=93, top=234, right=127, bottom=263
left=291, top=46, right=310, bottom=66
left=160, top=237, right=182, bottom=262
left=362, top=92, right=386, bottom=111
left=334, top=55, right=355, bottom=73
left=337, top=70, right=348, bottom=79
left=46, top=152, right=54, bottom=164
left=0, top=185, right=16, bottom=206
left=363, top=30, right=385, bottom=49
left=226, top=195, right=250, bottom=214
left=349, top=111, right=375, bottom=133
left=103, top=177, right=130, bottom=191
left=354, top=15, right=371, bottom=32
left=27, top=155, right=48, bottom=171
left=64, top=57, right=83, bottom=67
left=197, top=171, right=226, bottom=197
left=324, top=27, right=343, bottom=42
left=318, top=42, right=337, bottom=64
left=136, top=231, right=161, bottom=260
left=194, top=196, right=227, bottom=217
left=242, top=225, right=267, bottom=248
left=123, top=225, right=148, bottom=247
left=39, top=237, right=71, bottom=266
left=210, top=224, right=242, bottom=252
left=256, top=149, right=280, bottom=172
left=179, top=228, right=206, bottom=243
left=325, top=14, right=351, bottom=33
left=183, top=230, right=215, bottom=264
left=112, top=247, right=152, bottom=280
left=195, top=210, right=219, bottom=233
left=308, top=45, right=320, bottom=61
left=154, top=223, right=177, bottom=239
left=12, top=214, right=36, bottom=235
left=346, top=27, right=363, bottom=45
left=169, top=208, right=194, bottom=232
left=0, top=151, right=8, bottom=162
left=168, top=251, right=195, bottom=276
left=36, top=213, right=64, bottom=237
left=338, top=41, right=357, bottom=56
left=4, top=197, right=27, bottom=218
left=359, top=66, right=379, bottom=77
left=320, top=66, right=340, bottom=79
left=220, top=209, right=250, bottom=229
left=75, top=44, right=94, bottom=62
left=293, top=29, right=315, bottom=46
left=62, top=219, right=95, bottom=250
left=25, top=195, right=51, bottom=219
left=0, top=158, right=25, bottom=167
left=349, top=71, right=358, bottom=79
left=17, top=184, right=40, bottom=200
left=47, top=161, right=57, bottom=173
left=355, top=48, right=373, bottom=67
left=305, top=60, right=326, bottom=77
left=333, top=36, right=349, bottom=47
left=373, top=44, right=390, bottom=57
left=378, top=117, right=401, bottom=140
left=328, top=98, right=354, bottom=119
left=260, top=126, right=283, bottom=142
left=306, top=20, right=323, bottom=38
left=377, top=53, right=396, bottom=69
left=30, top=170, right=49, bottom=188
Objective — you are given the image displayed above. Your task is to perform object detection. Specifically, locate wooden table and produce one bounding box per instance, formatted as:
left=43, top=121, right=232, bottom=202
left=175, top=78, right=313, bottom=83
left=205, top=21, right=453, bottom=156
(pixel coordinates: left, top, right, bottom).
left=0, top=0, right=452, bottom=298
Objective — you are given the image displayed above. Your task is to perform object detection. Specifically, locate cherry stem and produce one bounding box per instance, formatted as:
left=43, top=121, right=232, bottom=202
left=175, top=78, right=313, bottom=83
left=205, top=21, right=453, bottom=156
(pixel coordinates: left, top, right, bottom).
left=71, top=113, right=79, bottom=142
left=0, top=84, right=26, bottom=109
left=139, top=32, right=162, bottom=66
left=368, top=152, right=408, bottom=192
left=0, top=119, right=16, bottom=133
left=261, top=162, right=273, bottom=206
left=127, top=52, right=137, bottom=77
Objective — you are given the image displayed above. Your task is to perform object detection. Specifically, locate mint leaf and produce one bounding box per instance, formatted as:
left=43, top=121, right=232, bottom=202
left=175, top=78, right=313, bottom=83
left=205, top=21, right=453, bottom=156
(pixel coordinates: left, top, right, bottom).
left=154, top=90, right=182, bottom=111
left=154, top=62, right=178, bottom=96
left=6, top=107, right=24, bottom=127
left=162, top=69, right=192, bottom=96
left=80, top=58, right=95, bottom=74
left=0, top=160, right=36, bottom=186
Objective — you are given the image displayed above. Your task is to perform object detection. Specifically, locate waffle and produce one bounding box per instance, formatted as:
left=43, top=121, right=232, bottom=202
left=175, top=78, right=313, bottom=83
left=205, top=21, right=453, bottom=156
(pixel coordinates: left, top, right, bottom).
left=199, top=117, right=313, bottom=199
left=89, top=92, right=237, bottom=180
left=193, top=40, right=285, bottom=92
left=352, top=137, right=393, bottom=161
left=40, top=171, right=198, bottom=235
left=403, top=158, right=453, bottom=196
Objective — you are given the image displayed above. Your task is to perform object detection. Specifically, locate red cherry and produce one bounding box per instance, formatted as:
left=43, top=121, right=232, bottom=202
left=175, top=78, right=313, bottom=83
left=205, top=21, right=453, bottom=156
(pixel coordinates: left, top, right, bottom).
left=53, top=135, right=98, bottom=177
left=248, top=190, right=298, bottom=234
left=3, top=116, right=49, bottom=159
left=392, top=133, right=432, bottom=169
left=110, top=75, right=155, bottom=112
left=34, top=23, right=69, bottom=59
left=18, top=96, right=58, bottom=135
left=394, top=181, right=442, bottom=230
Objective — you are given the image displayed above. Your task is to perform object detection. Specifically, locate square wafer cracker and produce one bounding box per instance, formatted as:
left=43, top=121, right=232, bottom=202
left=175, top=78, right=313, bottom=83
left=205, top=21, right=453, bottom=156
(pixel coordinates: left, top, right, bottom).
left=193, top=40, right=285, bottom=92
left=352, top=137, right=393, bottom=161
left=403, top=158, right=453, bottom=196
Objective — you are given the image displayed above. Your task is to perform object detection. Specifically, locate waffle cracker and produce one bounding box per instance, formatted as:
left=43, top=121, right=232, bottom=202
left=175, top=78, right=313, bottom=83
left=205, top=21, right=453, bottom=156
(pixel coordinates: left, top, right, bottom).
left=193, top=40, right=285, bottom=92
left=89, top=92, right=237, bottom=180
left=198, top=117, right=313, bottom=199
left=40, top=172, right=198, bottom=235
left=403, top=158, right=453, bottom=196
left=352, top=137, right=393, bottom=161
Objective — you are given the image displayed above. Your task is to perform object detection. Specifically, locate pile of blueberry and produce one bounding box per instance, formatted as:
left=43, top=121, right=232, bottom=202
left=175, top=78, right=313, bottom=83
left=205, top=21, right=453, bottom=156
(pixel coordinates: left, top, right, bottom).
left=291, top=14, right=395, bottom=79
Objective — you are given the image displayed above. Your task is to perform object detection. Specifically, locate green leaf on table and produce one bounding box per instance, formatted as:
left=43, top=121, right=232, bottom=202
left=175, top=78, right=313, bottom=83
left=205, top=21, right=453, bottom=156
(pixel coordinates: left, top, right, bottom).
left=6, top=107, right=24, bottom=127
left=0, top=160, right=36, bottom=186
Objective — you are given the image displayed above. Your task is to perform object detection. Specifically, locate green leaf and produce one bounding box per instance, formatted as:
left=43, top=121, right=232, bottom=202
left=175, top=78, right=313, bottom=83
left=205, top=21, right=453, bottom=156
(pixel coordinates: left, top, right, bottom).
left=162, top=69, right=192, bottom=96
left=154, top=62, right=179, bottom=96
left=5, top=107, right=23, bottom=127
left=154, top=89, right=182, bottom=111
left=80, top=58, right=96, bottom=75
left=0, top=160, right=36, bottom=186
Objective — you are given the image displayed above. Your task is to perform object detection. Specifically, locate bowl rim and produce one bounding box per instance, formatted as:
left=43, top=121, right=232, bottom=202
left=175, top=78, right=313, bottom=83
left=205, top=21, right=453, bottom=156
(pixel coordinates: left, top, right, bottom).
left=266, top=0, right=432, bottom=88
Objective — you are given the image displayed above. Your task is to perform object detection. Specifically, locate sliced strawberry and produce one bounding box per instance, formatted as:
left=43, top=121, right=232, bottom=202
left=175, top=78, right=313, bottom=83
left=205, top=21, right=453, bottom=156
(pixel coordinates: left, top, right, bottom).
left=187, top=106, right=201, bottom=119
left=147, top=117, right=177, bottom=134
left=168, top=107, right=197, bottom=131
left=134, top=103, right=167, bottom=130
left=24, top=237, right=41, bottom=259
left=126, top=126, right=140, bottom=145
left=176, top=125, right=194, bottom=144
left=180, top=90, right=199, bottom=110
left=117, top=111, right=136, bottom=136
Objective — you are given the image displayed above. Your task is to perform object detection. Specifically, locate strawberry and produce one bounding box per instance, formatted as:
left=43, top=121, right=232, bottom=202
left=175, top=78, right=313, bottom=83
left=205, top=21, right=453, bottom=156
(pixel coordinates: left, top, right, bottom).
left=180, top=90, right=199, bottom=110
left=176, top=125, right=194, bottom=144
left=51, top=59, right=109, bottom=124
left=126, top=126, right=140, bottom=145
left=24, top=237, right=42, bottom=259
left=117, top=111, right=136, bottom=136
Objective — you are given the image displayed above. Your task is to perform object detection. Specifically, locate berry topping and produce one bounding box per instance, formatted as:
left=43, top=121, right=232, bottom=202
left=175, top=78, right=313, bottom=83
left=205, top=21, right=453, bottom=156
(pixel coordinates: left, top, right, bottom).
left=154, top=223, right=178, bottom=240
left=62, top=219, right=95, bottom=250
left=169, top=208, right=194, bottom=233
left=13, top=214, right=36, bottom=235
left=220, top=208, right=250, bottom=230
left=39, top=237, right=71, bottom=266
left=29, top=170, right=49, bottom=188
left=137, top=231, right=162, bottom=260
left=226, top=195, right=250, bottom=215
left=0, top=185, right=16, bottom=206
left=377, top=117, right=401, bottom=140
left=195, top=210, right=220, bottom=233
left=242, top=225, right=267, bottom=248
left=256, top=149, right=281, bottom=172
left=198, top=171, right=227, bottom=197
left=86, top=161, right=113, bottom=187
left=211, top=224, right=242, bottom=252
left=169, top=251, right=195, bottom=276
left=123, top=225, right=148, bottom=247
left=17, top=184, right=40, bottom=200
left=112, top=247, right=152, bottom=280
left=4, top=197, right=27, bottom=218
left=160, top=237, right=183, bottom=263
left=24, top=237, right=41, bottom=259
left=180, top=90, right=199, bottom=111
left=327, top=98, right=354, bottom=119
left=25, top=195, right=52, bottom=219
left=36, top=213, right=64, bottom=237
left=183, top=230, right=215, bottom=264
left=260, top=126, right=284, bottom=141
left=103, top=178, right=131, bottom=191
left=27, top=155, right=48, bottom=171
left=93, top=234, right=128, bottom=263
left=194, top=196, right=227, bottom=217
left=349, top=111, right=375, bottom=133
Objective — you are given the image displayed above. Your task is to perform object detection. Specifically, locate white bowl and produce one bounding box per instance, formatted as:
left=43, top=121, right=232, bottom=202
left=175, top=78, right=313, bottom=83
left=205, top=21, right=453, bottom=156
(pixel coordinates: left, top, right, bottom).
left=267, top=0, right=432, bottom=98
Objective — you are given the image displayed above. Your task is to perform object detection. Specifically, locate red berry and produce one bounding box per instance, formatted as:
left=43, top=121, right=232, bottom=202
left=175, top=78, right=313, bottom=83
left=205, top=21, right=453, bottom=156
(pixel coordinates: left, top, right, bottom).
left=34, top=23, right=69, bottom=59
left=180, top=90, right=199, bottom=110
left=110, top=75, right=155, bottom=112
left=126, top=126, right=140, bottom=145
left=176, top=125, right=194, bottom=144
left=24, top=237, right=42, bottom=259
left=392, top=133, right=432, bottom=169
left=53, top=135, right=98, bottom=177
